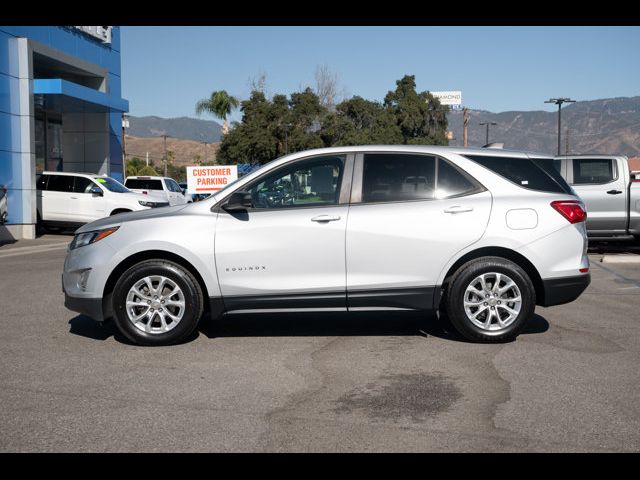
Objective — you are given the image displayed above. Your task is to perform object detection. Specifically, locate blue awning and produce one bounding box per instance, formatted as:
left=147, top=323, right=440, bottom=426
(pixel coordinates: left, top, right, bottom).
left=33, top=78, right=129, bottom=113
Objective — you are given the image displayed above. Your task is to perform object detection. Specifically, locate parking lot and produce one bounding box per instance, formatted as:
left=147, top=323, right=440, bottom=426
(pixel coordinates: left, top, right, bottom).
left=0, top=236, right=639, bottom=452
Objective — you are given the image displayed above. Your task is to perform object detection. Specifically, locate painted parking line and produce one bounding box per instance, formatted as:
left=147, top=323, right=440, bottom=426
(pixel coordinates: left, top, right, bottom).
left=0, top=243, right=69, bottom=259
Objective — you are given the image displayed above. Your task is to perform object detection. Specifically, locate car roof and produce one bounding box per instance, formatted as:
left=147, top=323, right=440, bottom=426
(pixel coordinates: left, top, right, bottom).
left=125, top=176, right=166, bottom=179
left=266, top=144, right=555, bottom=160
left=41, top=171, right=110, bottom=178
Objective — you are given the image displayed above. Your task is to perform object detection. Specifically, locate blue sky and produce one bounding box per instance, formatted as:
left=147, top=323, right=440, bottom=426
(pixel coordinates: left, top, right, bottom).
left=121, top=26, right=640, bottom=123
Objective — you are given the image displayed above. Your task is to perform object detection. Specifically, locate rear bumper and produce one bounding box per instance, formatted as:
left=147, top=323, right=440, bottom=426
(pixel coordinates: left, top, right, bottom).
left=65, top=293, right=104, bottom=322
left=541, top=274, right=591, bottom=307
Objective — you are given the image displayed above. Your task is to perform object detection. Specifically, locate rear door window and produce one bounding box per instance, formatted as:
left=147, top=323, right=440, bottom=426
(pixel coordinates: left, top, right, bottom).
left=572, top=158, right=615, bottom=185
left=465, top=155, right=573, bottom=194
left=125, top=179, right=164, bottom=190
left=362, top=154, right=436, bottom=202
left=46, top=175, right=74, bottom=192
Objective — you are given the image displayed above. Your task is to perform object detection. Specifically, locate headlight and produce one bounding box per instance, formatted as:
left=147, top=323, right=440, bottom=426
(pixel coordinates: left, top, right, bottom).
left=69, top=227, right=119, bottom=250
left=138, top=200, right=168, bottom=208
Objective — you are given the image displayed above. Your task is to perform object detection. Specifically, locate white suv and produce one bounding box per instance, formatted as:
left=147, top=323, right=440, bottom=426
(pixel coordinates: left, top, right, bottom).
left=124, top=176, right=189, bottom=206
left=36, top=172, right=168, bottom=229
left=62, top=146, right=590, bottom=346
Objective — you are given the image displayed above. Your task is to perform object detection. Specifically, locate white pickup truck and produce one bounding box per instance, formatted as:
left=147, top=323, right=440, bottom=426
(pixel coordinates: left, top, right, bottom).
left=124, top=176, right=189, bottom=206
left=554, top=155, right=640, bottom=241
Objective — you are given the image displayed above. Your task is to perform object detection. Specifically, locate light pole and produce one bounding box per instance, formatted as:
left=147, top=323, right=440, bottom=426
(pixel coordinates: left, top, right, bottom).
left=479, top=121, right=497, bottom=145
left=545, top=97, right=576, bottom=155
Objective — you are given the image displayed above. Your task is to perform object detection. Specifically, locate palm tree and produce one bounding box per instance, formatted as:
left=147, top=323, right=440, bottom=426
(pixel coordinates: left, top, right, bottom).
left=195, top=90, right=239, bottom=136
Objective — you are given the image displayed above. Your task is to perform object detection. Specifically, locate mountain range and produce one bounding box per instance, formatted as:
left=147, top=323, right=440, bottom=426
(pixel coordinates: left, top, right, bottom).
left=127, top=96, right=640, bottom=160
left=128, top=115, right=223, bottom=143
left=448, top=96, right=640, bottom=157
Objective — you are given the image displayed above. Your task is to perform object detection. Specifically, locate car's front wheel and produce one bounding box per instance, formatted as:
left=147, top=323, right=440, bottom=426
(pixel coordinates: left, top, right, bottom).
left=112, top=260, right=204, bottom=346
left=444, top=256, right=535, bottom=343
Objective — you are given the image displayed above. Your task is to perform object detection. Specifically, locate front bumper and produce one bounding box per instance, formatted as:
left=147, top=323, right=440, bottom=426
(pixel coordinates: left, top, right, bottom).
left=64, top=292, right=104, bottom=322
left=541, top=273, right=591, bottom=307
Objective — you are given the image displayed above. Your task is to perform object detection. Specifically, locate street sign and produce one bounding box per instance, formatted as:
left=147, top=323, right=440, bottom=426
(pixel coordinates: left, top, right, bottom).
left=186, top=165, right=238, bottom=194
left=431, top=91, right=462, bottom=109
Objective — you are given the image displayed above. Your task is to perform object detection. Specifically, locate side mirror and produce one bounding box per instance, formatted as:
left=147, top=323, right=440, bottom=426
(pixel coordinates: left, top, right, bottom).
left=222, top=191, right=253, bottom=212
left=89, top=186, right=104, bottom=196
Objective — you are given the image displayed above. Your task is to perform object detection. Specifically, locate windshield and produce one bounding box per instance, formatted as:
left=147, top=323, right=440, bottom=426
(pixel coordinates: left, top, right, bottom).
left=94, top=176, right=130, bottom=193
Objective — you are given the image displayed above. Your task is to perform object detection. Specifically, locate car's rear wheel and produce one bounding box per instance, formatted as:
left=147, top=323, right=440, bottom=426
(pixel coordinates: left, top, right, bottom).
left=112, top=260, right=204, bottom=346
left=445, top=256, right=535, bottom=343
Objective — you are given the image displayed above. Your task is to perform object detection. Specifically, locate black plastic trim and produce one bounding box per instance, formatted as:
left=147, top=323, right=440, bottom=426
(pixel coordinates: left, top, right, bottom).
left=347, top=287, right=435, bottom=310
left=64, top=294, right=104, bottom=321
left=541, top=274, right=591, bottom=307
left=223, top=291, right=346, bottom=311
left=219, top=287, right=436, bottom=313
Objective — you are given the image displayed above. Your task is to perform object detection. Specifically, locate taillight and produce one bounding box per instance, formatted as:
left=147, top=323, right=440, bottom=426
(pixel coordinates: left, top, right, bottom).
left=551, top=200, right=587, bottom=224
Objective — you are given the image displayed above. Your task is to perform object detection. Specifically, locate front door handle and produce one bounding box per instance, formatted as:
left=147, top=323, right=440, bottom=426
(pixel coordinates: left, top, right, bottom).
left=311, top=215, right=341, bottom=222
left=444, top=206, right=473, bottom=214
left=70, top=196, right=78, bottom=199
left=606, top=190, right=623, bottom=195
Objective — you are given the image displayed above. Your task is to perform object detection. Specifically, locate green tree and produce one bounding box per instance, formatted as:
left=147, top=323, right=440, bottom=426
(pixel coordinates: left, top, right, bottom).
left=125, top=157, right=145, bottom=177
left=136, top=165, right=159, bottom=176
left=195, top=90, right=240, bottom=136
left=321, top=96, right=402, bottom=146
left=383, top=75, right=449, bottom=145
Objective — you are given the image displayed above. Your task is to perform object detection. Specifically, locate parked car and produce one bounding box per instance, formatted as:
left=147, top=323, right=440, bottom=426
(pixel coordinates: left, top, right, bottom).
left=178, top=182, right=194, bottom=203
left=124, top=176, right=189, bottom=206
left=0, top=184, right=7, bottom=224
left=554, top=155, right=640, bottom=241
left=63, top=146, right=590, bottom=346
left=36, top=172, right=168, bottom=229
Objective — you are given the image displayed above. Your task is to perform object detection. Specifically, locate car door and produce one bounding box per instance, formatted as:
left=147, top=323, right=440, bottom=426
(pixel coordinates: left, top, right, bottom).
left=40, top=174, right=73, bottom=221
left=568, top=157, right=626, bottom=233
left=345, top=152, right=492, bottom=310
left=69, top=176, right=106, bottom=222
left=214, top=153, right=353, bottom=311
left=166, top=178, right=187, bottom=205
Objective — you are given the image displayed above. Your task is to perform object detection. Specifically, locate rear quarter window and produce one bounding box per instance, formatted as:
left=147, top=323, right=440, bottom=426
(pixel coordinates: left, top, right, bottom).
left=464, top=155, right=573, bottom=194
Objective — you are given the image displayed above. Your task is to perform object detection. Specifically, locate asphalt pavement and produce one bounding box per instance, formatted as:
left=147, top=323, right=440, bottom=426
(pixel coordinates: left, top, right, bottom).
left=0, top=239, right=638, bottom=452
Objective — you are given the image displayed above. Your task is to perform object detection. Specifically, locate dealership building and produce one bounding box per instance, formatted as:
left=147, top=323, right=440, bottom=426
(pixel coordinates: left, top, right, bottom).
left=0, top=26, right=128, bottom=239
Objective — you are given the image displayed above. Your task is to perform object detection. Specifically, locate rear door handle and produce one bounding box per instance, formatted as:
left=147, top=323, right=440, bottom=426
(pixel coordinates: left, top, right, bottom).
left=311, top=215, right=341, bottom=222
left=70, top=196, right=78, bottom=199
left=444, top=206, right=473, bottom=214
left=606, top=190, right=623, bottom=195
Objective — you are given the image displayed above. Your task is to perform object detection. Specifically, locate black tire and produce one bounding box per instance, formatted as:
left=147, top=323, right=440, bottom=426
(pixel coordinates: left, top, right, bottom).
left=112, top=259, right=204, bottom=346
left=444, top=256, right=536, bottom=343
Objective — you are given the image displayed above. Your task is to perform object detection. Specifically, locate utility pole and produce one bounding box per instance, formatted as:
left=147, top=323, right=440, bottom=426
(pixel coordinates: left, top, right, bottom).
left=121, top=113, right=129, bottom=179
left=203, top=141, right=209, bottom=164
left=479, top=121, right=497, bottom=145
left=462, top=107, right=469, bottom=147
left=545, top=97, right=576, bottom=155
left=146, top=152, right=149, bottom=167
left=565, top=128, right=570, bottom=155
left=283, top=123, right=292, bottom=154
left=161, top=134, right=169, bottom=176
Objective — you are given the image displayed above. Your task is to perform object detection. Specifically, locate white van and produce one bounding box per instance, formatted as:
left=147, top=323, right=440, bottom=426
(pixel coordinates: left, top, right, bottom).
left=36, top=172, right=168, bottom=229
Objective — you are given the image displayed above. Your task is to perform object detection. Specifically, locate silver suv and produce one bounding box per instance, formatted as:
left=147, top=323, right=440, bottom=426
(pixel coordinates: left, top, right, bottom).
left=63, top=146, right=591, bottom=345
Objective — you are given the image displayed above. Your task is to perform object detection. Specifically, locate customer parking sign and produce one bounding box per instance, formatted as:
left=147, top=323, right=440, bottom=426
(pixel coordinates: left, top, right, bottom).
left=186, top=165, right=238, bottom=194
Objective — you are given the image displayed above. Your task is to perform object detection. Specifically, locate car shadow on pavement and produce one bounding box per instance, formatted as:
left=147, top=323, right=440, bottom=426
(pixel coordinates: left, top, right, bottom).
left=68, top=315, right=202, bottom=346
left=199, top=311, right=550, bottom=343
left=68, top=311, right=549, bottom=345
